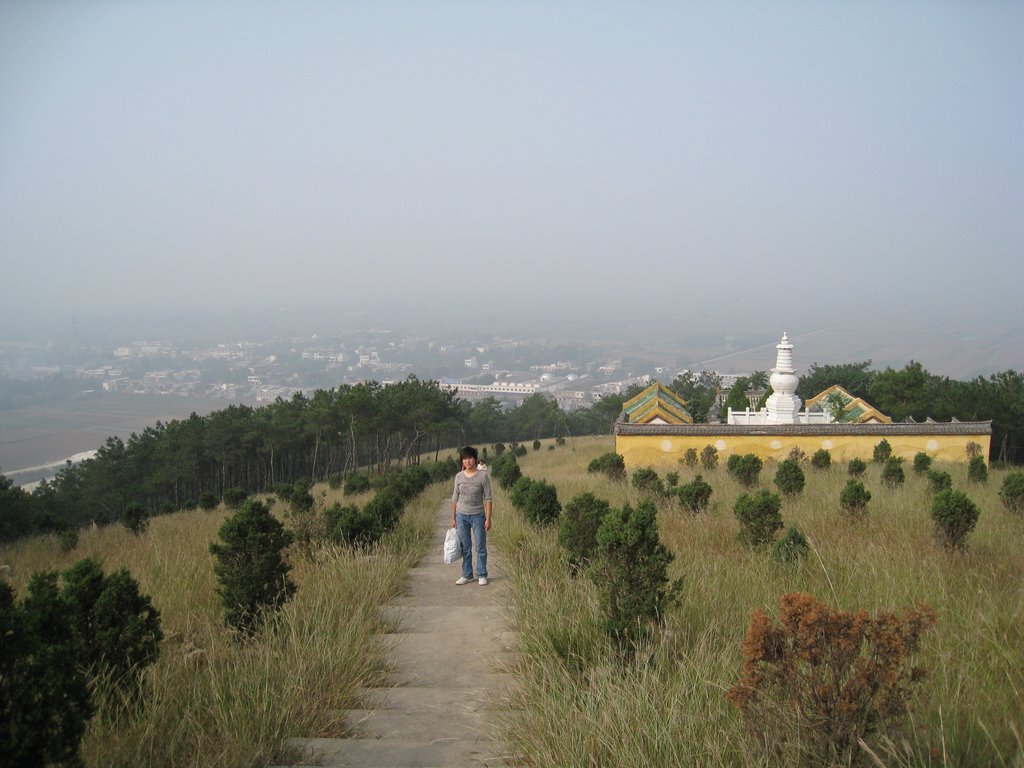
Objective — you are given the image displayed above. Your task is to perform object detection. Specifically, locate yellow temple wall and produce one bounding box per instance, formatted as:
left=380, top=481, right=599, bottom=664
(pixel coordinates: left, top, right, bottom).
left=616, top=431, right=990, bottom=469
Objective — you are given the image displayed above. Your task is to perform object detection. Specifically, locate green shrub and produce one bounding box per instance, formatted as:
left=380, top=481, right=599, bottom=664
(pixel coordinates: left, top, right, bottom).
left=273, top=481, right=294, bottom=500
left=182, top=498, right=197, bottom=511
left=999, top=471, right=1024, bottom=514
left=522, top=479, right=561, bottom=526
left=199, top=492, right=218, bottom=511
left=490, top=452, right=523, bottom=490
left=285, top=479, right=320, bottom=547
left=209, top=499, right=296, bottom=636
left=58, top=526, right=79, bottom=553
left=327, top=473, right=343, bottom=490
left=587, top=452, right=626, bottom=481
left=513, top=443, right=528, bottom=458
left=533, top=439, right=541, bottom=451
left=881, top=457, right=905, bottom=489
left=912, top=452, right=933, bottom=474
left=555, top=436, right=566, bottom=446
left=967, top=455, right=988, bottom=484
left=557, top=492, right=611, bottom=571
left=681, top=447, right=698, bottom=468
left=773, top=458, right=805, bottom=497
left=927, top=470, right=953, bottom=494
left=872, top=439, right=892, bottom=463
left=0, top=577, right=93, bottom=766
left=343, top=472, right=372, bottom=496
left=324, top=502, right=374, bottom=547
left=839, top=479, right=871, bottom=517
left=589, top=499, right=681, bottom=651
left=810, top=449, right=832, bottom=470
left=631, top=467, right=665, bottom=496
left=222, top=487, right=248, bottom=509
left=61, top=557, right=162, bottom=690
left=493, top=442, right=506, bottom=455
left=700, top=444, right=719, bottom=471
left=727, top=592, right=935, bottom=765
left=510, top=476, right=535, bottom=510
left=676, top=475, right=713, bottom=514
left=771, top=526, right=809, bottom=564
left=121, top=502, right=149, bottom=535
left=734, top=490, right=783, bottom=548
left=847, top=458, right=867, bottom=477
left=728, top=453, right=763, bottom=489
left=664, top=471, right=679, bottom=488
left=931, top=490, right=981, bottom=550
left=787, top=446, right=807, bottom=464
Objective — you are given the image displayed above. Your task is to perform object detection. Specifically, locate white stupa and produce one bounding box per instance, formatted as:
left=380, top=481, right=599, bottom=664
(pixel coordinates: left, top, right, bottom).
left=764, top=332, right=802, bottom=424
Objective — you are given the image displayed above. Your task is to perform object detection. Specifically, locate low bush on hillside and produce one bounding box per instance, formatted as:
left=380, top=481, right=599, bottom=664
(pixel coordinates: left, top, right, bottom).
left=631, top=467, right=665, bottom=496
left=726, top=592, right=936, bottom=766
left=62, top=557, right=163, bottom=691
left=676, top=475, right=713, bottom=514
left=771, top=526, right=809, bottom=564
left=728, top=453, right=763, bottom=488
left=839, top=479, right=871, bottom=517
left=810, top=448, right=832, bottom=470
left=1, top=577, right=93, bottom=766
left=734, top=490, right=783, bottom=548
left=2, top=557, right=163, bottom=764
left=557, top=492, right=611, bottom=571
left=589, top=499, right=681, bottom=652
left=968, top=455, right=988, bottom=484
left=122, top=502, right=149, bottom=535
left=1000, top=471, right=1024, bottom=514
left=913, top=452, right=933, bottom=474
left=931, top=490, right=981, bottom=551
left=587, top=452, right=626, bottom=481
left=343, top=472, right=372, bottom=496
left=927, top=470, right=952, bottom=494
left=700, top=444, right=719, bottom=470
left=210, top=499, right=296, bottom=636
left=847, top=458, right=867, bottom=477
left=773, top=458, right=805, bottom=497
left=198, top=492, right=218, bottom=510
left=222, top=487, right=248, bottom=509
left=521, top=479, right=562, bottom=526
left=490, top=451, right=523, bottom=490
left=873, top=439, right=892, bottom=463
left=681, top=447, right=698, bottom=468
left=664, top=471, right=679, bottom=488
left=881, top=457, right=905, bottom=489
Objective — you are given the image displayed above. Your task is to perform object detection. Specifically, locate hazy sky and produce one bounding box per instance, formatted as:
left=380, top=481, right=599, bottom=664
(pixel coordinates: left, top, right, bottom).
left=2, top=1, right=1022, bottom=348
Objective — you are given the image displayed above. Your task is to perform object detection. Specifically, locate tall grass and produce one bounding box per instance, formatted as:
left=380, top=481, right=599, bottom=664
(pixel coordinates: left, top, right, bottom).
left=0, top=484, right=443, bottom=768
left=499, top=437, right=1024, bottom=766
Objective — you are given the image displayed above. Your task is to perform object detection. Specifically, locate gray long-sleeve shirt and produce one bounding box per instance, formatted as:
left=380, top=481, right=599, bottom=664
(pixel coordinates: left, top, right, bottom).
left=452, top=470, right=492, bottom=515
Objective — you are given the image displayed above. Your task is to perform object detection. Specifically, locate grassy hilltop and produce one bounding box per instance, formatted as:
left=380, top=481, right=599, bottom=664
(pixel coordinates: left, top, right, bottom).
left=2, top=435, right=1022, bottom=766
left=501, top=437, right=1023, bottom=767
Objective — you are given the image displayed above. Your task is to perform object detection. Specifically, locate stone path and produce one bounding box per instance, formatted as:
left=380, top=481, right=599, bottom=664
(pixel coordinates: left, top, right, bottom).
left=277, top=501, right=520, bottom=767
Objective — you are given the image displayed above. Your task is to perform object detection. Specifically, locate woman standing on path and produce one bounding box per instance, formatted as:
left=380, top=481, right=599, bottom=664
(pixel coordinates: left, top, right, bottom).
left=451, top=445, right=492, bottom=586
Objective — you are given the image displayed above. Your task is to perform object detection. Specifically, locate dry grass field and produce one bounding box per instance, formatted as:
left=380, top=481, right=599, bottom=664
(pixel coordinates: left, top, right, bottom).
left=499, top=436, right=1024, bottom=767
left=2, top=437, right=1021, bottom=766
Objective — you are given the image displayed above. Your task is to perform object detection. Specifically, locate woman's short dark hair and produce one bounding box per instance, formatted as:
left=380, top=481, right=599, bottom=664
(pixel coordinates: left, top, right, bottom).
left=459, top=445, right=479, bottom=460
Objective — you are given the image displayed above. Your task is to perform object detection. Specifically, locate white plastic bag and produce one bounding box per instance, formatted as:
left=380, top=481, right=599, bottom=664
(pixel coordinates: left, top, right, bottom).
left=443, top=527, right=462, bottom=564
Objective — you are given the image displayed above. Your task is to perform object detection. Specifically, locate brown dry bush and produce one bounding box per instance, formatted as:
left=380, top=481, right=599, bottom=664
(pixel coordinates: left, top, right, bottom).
left=726, top=592, right=936, bottom=766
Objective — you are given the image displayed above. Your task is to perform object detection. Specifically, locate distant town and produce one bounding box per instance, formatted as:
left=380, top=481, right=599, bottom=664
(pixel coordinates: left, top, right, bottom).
left=1, top=329, right=747, bottom=413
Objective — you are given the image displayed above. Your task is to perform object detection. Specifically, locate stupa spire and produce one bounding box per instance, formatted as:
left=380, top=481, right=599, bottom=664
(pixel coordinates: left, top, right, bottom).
left=765, top=332, right=802, bottom=424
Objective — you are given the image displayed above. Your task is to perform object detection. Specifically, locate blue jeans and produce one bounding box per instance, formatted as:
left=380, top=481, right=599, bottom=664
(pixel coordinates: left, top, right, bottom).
left=456, top=512, right=487, bottom=580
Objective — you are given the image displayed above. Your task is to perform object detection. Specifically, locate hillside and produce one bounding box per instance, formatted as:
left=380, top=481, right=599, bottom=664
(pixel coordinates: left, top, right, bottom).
left=2, top=436, right=1022, bottom=766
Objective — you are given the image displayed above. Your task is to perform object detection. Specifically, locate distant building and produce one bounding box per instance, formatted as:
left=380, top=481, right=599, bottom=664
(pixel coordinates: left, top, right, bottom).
left=616, top=333, right=991, bottom=468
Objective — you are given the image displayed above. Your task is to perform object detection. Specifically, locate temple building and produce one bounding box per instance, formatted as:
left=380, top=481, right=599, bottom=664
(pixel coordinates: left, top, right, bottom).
left=614, top=333, right=991, bottom=468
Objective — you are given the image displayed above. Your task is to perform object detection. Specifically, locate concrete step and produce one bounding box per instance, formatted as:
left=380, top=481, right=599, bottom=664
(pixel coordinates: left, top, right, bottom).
left=341, top=708, right=495, bottom=741
left=281, top=736, right=514, bottom=767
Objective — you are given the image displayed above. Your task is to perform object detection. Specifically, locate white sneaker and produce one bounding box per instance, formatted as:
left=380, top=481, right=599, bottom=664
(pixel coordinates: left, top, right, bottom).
left=478, top=577, right=488, bottom=586
left=455, top=576, right=471, bottom=585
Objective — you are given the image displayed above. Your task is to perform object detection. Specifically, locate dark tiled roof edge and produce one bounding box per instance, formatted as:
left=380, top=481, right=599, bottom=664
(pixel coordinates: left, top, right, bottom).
left=614, top=421, right=992, bottom=437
